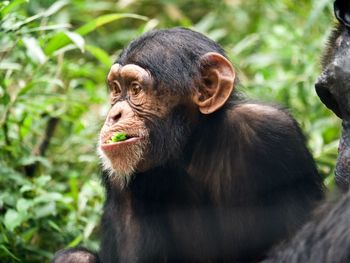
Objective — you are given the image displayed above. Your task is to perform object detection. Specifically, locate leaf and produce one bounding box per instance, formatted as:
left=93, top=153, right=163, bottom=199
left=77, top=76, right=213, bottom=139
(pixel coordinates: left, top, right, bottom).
left=110, top=132, right=127, bottom=142
left=48, top=220, right=62, bottom=232
left=142, top=18, right=159, bottom=33
left=4, top=209, right=23, bottom=231
left=194, top=13, right=216, bottom=33
left=42, top=0, right=69, bottom=18
left=16, top=198, right=32, bottom=213
left=22, top=37, right=47, bottom=64
left=232, top=34, right=260, bottom=55
left=34, top=175, right=52, bottom=187
left=65, top=31, right=85, bottom=52
left=19, top=156, right=50, bottom=168
left=5, top=0, right=67, bottom=31
left=0, top=62, right=22, bottom=70
left=0, top=245, right=20, bottom=262
left=0, top=0, right=27, bottom=17
left=52, top=44, right=78, bottom=56
left=34, top=202, right=56, bottom=218
left=76, top=13, right=148, bottom=35
left=85, top=44, right=112, bottom=67
left=305, top=0, right=330, bottom=32
left=20, top=185, right=34, bottom=193
left=67, top=235, right=83, bottom=247
left=21, top=24, right=71, bottom=33
left=45, top=13, right=148, bottom=55
left=22, top=227, right=39, bottom=242
left=34, top=192, right=63, bottom=203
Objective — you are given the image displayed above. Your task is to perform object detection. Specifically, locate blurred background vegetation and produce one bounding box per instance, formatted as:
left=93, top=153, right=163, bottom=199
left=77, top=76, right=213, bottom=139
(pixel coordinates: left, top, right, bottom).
left=0, top=0, right=339, bottom=262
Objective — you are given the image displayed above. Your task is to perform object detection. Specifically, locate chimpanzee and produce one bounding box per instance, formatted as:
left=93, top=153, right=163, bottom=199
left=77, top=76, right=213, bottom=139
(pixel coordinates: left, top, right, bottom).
left=316, top=0, right=350, bottom=192
left=263, top=191, right=350, bottom=263
left=52, top=27, right=324, bottom=262
left=262, top=1, right=350, bottom=262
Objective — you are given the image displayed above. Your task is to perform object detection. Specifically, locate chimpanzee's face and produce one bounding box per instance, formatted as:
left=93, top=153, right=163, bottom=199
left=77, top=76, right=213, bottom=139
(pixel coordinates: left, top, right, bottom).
left=98, top=63, right=196, bottom=183
left=316, top=26, right=350, bottom=119
left=316, top=0, right=350, bottom=190
left=315, top=0, right=350, bottom=119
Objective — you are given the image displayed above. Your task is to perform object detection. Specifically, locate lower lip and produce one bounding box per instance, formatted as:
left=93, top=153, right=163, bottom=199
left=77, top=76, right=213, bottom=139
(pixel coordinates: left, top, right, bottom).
left=100, top=137, right=142, bottom=151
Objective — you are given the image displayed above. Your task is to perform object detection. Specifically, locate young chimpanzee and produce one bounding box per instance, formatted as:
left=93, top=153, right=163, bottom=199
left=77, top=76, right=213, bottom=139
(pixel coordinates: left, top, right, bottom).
left=316, top=0, right=350, bottom=192
left=53, top=27, right=324, bottom=262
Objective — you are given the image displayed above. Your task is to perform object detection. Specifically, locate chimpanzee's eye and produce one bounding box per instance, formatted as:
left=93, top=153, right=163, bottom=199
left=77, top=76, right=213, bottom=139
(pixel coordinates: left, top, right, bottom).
left=130, top=82, right=142, bottom=96
left=112, top=80, right=122, bottom=95
left=109, top=81, right=122, bottom=105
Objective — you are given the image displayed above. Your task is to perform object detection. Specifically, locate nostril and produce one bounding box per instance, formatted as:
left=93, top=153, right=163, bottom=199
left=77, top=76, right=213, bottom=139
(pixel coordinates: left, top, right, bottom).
left=109, top=112, right=122, bottom=124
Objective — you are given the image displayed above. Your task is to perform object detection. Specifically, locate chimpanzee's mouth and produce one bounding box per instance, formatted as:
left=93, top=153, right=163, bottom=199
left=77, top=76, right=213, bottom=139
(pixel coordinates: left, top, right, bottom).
left=101, top=133, right=142, bottom=150
left=107, top=133, right=129, bottom=144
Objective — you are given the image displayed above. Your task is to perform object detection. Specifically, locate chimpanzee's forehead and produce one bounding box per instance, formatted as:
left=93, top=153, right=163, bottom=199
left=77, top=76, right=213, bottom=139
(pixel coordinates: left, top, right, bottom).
left=108, top=63, right=150, bottom=78
left=107, top=63, right=153, bottom=86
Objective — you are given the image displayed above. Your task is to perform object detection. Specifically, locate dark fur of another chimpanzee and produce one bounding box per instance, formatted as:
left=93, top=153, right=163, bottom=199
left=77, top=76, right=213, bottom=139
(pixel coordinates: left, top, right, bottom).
left=316, top=0, right=350, bottom=119
left=315, top=0, right=350, bottom=192
left=262, top=1, right=350, bottom=262
left=263, top=191, right=350, bottom=263
left=52, top=28, right=324, bottom=262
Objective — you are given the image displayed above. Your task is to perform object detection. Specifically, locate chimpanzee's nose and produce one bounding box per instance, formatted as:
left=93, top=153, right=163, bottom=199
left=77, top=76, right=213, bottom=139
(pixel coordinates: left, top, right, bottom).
left=107, top=104, right=124, bottom=125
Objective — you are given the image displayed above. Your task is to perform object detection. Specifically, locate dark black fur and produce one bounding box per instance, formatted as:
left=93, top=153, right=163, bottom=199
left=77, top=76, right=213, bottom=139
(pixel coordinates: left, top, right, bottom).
left=263, top=191, right=350, bottom=263
left=53, top=28, right=324, bottom=262
left=262, top=1, right=350, bottom=262
left=315, top=0, right=350, bottom=191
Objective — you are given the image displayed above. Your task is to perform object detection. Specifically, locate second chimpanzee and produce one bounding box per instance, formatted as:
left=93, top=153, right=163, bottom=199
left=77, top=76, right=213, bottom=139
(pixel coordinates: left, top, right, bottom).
left=53, top=27, right=324, bottom=262
left=263, top=2, right=350, bottom=261
left=316, top=0, right=350, bottom=192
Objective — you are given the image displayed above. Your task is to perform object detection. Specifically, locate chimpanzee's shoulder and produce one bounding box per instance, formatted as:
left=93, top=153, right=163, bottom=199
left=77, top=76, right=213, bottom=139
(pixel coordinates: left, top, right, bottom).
left=227, top=103, right=295, bottom=126
left=224, top=102, right=304, bottom=143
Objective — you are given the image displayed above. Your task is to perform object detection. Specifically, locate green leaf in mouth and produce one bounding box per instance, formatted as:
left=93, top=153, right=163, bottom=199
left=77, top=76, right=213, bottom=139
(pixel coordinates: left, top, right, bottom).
left=108, top=132, right=128, bottom=143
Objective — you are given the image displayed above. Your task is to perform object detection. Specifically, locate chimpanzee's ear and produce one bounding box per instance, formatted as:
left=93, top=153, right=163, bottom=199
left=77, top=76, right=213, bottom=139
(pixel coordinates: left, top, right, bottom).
left=193, top=52, right=235, bottom=114
left=334, top=0, right=350, bottom=27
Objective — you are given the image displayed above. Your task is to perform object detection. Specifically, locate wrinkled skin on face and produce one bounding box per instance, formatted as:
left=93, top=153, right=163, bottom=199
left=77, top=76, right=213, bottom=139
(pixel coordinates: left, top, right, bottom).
left=98, top=63, right=195, bottom=184
left=315, top=0, right=350, bottom=191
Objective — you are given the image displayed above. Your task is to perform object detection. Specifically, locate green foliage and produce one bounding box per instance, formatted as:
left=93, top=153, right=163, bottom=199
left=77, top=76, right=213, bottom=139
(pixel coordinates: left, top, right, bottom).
left=0, top=0, right=338, bottom=262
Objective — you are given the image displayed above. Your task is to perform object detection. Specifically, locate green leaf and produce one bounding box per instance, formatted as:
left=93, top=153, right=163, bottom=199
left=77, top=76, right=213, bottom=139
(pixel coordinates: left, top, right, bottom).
left=141, top=18, right=159, bottom=33
left=41, top=0, right=69, bottom=18
left=21, top=24, right=71, bottom=33
left=20, top=185, right=34, bottom=193
left=34, top=192, right=63, bottom=203
left=0, top=0, right=27, bottom=17
left=0, top=62, right=22, bottom=70
left=22, top=227, right=38, bottom=242
left=22, top=37, right=47, bottom=64
left=45, top=13, right=148, bottom=55
left=76, top=13, right=147, bottom=35
left=4, top=0, right=68, bottom=32
left=48, top=220, right=62, bottom=232
left=110, top=132, right=127, bottom=143
left=85, top=44, right=112, bottom=67
left=19, top=156, right=51, bottom=168
left=0, top=245, right=20, bottom=262
left=305, top=0, right=330, bottom=32
left=4, top=209, right=23, bottom=231
left=34, top=202, right=56, bottom=218
left=16, top=198, right=32, bottom=213
left=65, top=31, right=85, bottom=52
left=67, top=234, right=83, bottom=247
